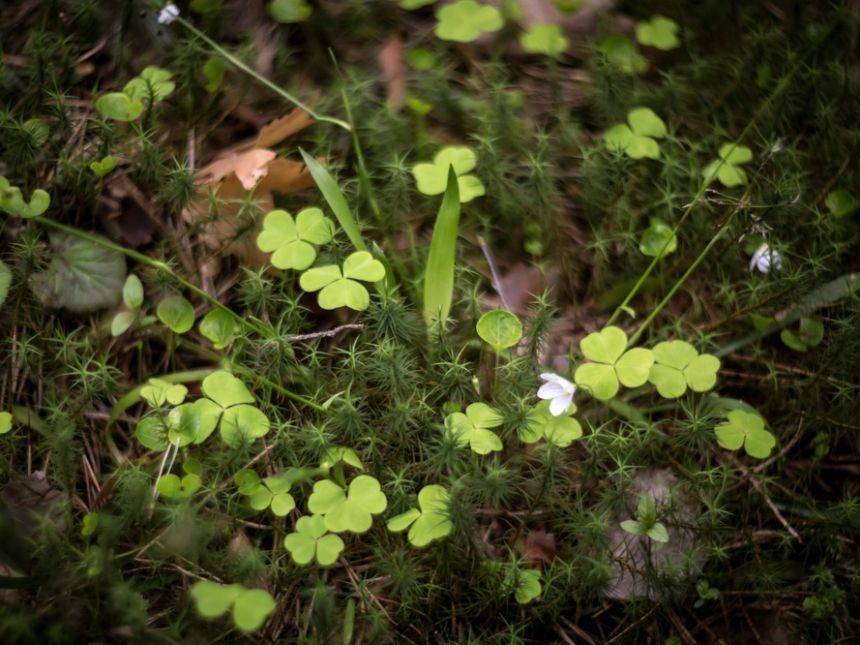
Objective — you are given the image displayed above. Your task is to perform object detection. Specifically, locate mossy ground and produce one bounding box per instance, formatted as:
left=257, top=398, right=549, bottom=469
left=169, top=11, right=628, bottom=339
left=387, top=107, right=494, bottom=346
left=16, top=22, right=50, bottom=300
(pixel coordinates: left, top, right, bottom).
left=1, top=1, right=858, bottom=643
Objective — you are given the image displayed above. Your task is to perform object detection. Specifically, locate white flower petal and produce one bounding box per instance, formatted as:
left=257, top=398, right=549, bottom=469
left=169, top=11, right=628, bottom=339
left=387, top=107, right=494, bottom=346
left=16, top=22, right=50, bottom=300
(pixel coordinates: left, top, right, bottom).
left=549, top=393, right=573, bottom=417
left=538, top=382, right=565, bottom=399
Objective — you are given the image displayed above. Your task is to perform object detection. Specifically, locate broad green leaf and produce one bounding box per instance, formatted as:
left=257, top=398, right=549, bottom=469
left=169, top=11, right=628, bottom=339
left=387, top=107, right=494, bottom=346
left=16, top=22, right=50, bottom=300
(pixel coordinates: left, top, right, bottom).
left=295, top=207, right=335, bottom=244
left=95, top=92, right=142, bottom=121
left=29, top=233, right=126, bottom=312
left=715, top=410, right=775, bottom=459
left=514, top=569, right=541, bottom=604
left=412, top=146, right=485, bottom=203
left=268, top=0, right=311, bottom=22
left=408, top=485, right=453, bottom=546
left=283, top=515, right=344, bottom=566
left=423, top=166, right=460, bottom=325
left=599, top=35, right=646, bottom=74
left=123, top=66, right=174, bottom=103
left=615, top=347, right=654, bottom=387
left=299, top=264, right=342, bottom=292
left=220, top=404, right=270, bottom=447
left=684, top=354, right=720, bottom=392
left=625, top=135, right=661, bottom=160
left=387, top=509, right=422, bottom=532
left=199, top=308, right=237, bottom=349
left=519, top=24, right=569, bottom=57
left=603, top=124, right=634, bottom=153
left=718, top=143, right=752, bottom=165
left=308, top=475, right=387, bottom=534
left=140, top=378, right=188, bottom=407
left=620, top=519, right=645, bottom=536
left=156, top=295, right=195, bottom=334
left=574, top=362, right=618, bottom=400
left=111, top=311, right=135, bottom=336
left=257, top=208, right=334, bottom=271
left=717, top=163, right=747, bottom=187
left=435, top=0, right=503, bottom=42
left=202, top=56, right=226, bottom=93
left=202, top=371, right=254, bottom=408
left=639, top=219, right=677, bottom=258
left=299, top=149, right=367, bottom=253
left=317, top=278, right=370, bottom=311
left=635, top=15, right=680, bottom=50
left=270, top=492, right=296, bottom=516
left=579, top=326, right=627, bottom=363
left=825, top=189, right=858, bottom=218
left=648, top=364, right=687, bottom=398
left=647, top=522, right=669, bottom=542
left=232, top=588, right=275, bottom=633
left=651, top=340, right=697, bottom=369
left=627, top=108, right=667, bottom=138
left=0, top=178, right=50, bottom=218
left=0, top=411, right=13, bottom=435
left=190, top=581, right=241, bottom=619
left=524, top=401, right=582, bottom=447
left=476, top=309, right=522, bottom=351
left=134, top=417, right=168, bottom=451
left=342, top=251, right=385, bottom=282
left=466, top=402, right=503, bottom=428
left=122, top=273, right=144, bottom=309
left=167, top=401, right=217, bottom=446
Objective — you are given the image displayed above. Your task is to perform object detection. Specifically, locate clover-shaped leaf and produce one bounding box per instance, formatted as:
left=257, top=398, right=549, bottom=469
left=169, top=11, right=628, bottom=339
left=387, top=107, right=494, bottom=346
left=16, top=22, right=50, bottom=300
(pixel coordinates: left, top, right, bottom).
left=134, top=416, right=168, bottom=451
left=387, top=484, right=453, bottom=547
left=647, top=340, right=720, bottom=399
left=435, top=0, right=503, bottom=43
left=445, top=402, right=503, bottom=454
left=299, top=251, right=385, bottom=311
left=574, top=326, right=654, bottom=400
left=0, top=411, right=12, bottom=435
left=236, top=470, right=296, bottom=516
left=307, top=475, right=388, bottom=534
left=140, top=377, right=188, bottom=408
left=157, top=461, right=202, bottom=501
left=521, top=400, right=582, bottom=447
left=268, top=0, right=311, bottom=22
left=95, top=92, right=143, bottom=122
left=476, top=309, right=522, bottom=351
left=514, top=569, right=542, bottom=604
left=635, top=15, right=680, bottom=51
left=195, top=371, right=270, bottom=448
left=166, top=400, right=220, bottom=447
left=283, top=514, right=344, bottom=565
left=639, top=218, right=677, bottom=258
left=411, top=146, right=485, bottom=203
left=189, top=581, right=275, bottom=633
left=599, top=35, right=646, bottom=74
left=520, top=24, right=569, bottom=58
left=715, top=410, right=776, bottom=459
left=320, top=446, right=363, bottom=470
left=780, top=317, right=824, bottom=352
left=157, top=295, right=195, bottom=334
left=257, top=208, right=335, bottom=270
left=702, top=143, right=753, bottom=187
left=90, top=155, right=119, bottom=178
left=199, top=308, right=238, bottom=349
left=123, top=66, right=175, bottom=104
left=825, top=189, right=858, bottom=218
left=604, top=107, right=667, bottom=160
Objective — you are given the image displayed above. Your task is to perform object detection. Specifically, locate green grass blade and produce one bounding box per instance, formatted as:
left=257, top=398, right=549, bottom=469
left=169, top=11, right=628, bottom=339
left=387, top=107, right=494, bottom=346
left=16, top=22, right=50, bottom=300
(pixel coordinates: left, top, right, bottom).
left=299, top=148, right=367, bottom=253
left=423, top=166, right=460, bottom=325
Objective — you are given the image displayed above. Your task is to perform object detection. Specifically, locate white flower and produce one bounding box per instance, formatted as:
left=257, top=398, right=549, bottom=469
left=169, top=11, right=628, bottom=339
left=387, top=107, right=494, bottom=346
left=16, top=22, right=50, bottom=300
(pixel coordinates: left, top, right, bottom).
left=537, top=373, right=576, bottom=416
left=749, top=243, right=782, bottom=273
left=157, top=3, right=180, bottom=25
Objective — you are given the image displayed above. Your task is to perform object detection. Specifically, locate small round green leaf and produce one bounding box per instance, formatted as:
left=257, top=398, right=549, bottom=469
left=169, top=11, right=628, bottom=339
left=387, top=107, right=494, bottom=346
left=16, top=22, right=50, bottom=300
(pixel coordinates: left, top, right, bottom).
left=435, top=0, right=503, bottom=43
left=156, top=295, right=195, bottom=334
left=476, top=309, right=522, bottom=351
left=199, top=308, right=238, bottom=349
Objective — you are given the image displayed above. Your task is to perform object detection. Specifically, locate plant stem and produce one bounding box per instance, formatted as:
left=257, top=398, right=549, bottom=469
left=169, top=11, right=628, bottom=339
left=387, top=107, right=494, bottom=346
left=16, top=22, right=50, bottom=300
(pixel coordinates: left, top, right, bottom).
left=174, top=17, right=351, bottom=132
left=32, top=215, right=269, bottom=338
left=341, top=87, right=383, bottom=224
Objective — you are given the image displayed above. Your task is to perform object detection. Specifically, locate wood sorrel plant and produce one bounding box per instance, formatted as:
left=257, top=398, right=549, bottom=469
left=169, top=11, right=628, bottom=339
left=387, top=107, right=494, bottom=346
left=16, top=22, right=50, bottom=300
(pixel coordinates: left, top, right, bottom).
left=1, top=2, right=857, bottom=642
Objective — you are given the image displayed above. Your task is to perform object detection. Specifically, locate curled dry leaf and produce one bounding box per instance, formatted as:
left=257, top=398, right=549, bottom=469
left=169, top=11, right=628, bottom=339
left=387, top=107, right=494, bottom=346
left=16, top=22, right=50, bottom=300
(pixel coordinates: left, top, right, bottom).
left=183, top=109, right=315, bottom=266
